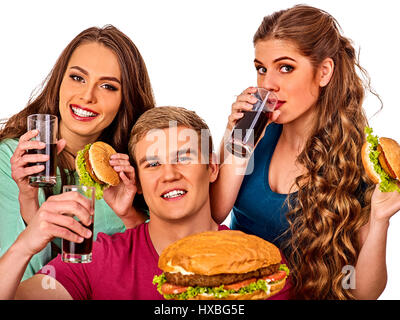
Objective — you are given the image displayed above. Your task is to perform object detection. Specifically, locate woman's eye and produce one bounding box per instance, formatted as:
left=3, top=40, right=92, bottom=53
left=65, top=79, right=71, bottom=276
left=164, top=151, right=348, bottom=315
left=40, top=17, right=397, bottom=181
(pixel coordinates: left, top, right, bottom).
left=101, top=83, right=118, bottom=91
left=280, top=65, right=294, bottom=73
left=69, top=74, right=84, bottom=82
left=256, top=66, right=267, bottom=75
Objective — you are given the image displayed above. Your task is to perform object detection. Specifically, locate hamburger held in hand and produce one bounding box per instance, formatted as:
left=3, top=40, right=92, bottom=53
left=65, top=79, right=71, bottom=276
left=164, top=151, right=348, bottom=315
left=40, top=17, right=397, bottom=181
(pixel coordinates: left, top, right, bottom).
left=75, top=142, right=120, bottom=199
left=153, top=230, right=289, bottom=300
left=362, top=127, right=400, bottom=193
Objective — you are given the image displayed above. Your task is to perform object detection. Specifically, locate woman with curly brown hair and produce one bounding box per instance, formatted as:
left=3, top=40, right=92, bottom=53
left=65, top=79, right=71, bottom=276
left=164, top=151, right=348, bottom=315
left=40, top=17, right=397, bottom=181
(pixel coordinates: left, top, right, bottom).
left=0, top=25, right=155, bottom=281
left=211, top=5, right=400, bottom=299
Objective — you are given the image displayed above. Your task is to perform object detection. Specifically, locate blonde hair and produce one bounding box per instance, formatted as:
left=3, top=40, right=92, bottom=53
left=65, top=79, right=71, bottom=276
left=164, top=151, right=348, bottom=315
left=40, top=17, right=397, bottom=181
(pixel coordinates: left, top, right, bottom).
left=254, top=5, right=375, bottom=299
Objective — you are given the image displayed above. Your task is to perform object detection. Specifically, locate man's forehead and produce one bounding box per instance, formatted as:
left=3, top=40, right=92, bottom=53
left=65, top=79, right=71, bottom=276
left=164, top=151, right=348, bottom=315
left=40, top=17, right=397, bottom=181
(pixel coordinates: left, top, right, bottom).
left=135, top=126, right=202, bottom=158
left=146, top=126, right=199, bottom=140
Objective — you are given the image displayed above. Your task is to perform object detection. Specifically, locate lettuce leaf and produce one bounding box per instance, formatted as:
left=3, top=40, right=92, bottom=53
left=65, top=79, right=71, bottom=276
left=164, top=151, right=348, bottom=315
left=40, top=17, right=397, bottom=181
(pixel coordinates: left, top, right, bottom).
left=152, top=264, right=289, bottom=300
left=76, top=144, right=107, bottom=200
left=365, top=127, right=400, bottom=193
left=279, top=263, right=290, bottom=276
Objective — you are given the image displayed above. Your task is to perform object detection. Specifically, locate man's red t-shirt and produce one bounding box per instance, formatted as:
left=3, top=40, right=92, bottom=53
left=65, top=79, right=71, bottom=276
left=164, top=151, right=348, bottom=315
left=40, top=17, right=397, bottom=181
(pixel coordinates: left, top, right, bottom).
left=38, top=222, right=291, bottom=299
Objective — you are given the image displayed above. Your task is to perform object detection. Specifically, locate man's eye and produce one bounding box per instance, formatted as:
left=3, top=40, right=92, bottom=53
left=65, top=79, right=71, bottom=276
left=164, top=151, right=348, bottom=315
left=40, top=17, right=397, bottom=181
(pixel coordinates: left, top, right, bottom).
left=255, top=66, right=267, bottom=75
left=178, top=156, right=192, bottom=164
left=147, top=161, right=160, bottom=168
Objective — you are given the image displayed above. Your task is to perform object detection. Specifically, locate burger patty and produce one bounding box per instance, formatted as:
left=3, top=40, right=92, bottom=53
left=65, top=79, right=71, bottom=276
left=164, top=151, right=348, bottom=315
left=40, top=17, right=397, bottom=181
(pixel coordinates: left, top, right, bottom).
left=164, top=263, right=280, bottom=287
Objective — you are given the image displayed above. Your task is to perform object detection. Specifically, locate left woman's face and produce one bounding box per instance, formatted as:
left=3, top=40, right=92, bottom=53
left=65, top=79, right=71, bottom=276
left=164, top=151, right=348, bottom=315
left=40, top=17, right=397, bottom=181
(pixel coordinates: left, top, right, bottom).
left=254, top=39, right=321, bottom=125
left=59, top=42, right=122, bottom=139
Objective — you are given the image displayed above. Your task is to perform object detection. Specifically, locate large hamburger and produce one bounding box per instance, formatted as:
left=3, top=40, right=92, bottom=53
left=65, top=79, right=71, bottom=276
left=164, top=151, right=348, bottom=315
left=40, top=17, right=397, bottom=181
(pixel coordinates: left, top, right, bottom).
left=362, top=127, right=400, bottom=193
left=75, top=141, right=120, bottom=199
left=153, top=230, right=289, bottom=300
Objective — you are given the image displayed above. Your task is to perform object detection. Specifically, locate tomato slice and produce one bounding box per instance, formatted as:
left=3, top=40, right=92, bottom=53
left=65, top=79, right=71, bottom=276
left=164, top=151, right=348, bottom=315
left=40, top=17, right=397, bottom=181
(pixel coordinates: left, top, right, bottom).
left=223, top=270, right=287, bottom=291
left=223, top=278, right=257, bottom=291
left=262, top=270, right=287, bottom=282
left=161, top=270, right=287, bottom=295
left=161, top=282, right=189, bottom=295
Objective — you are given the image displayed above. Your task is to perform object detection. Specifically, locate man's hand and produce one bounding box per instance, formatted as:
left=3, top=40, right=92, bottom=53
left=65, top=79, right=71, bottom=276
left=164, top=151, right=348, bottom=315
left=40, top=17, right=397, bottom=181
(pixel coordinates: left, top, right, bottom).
left=17, top=191, right=93, bottom=257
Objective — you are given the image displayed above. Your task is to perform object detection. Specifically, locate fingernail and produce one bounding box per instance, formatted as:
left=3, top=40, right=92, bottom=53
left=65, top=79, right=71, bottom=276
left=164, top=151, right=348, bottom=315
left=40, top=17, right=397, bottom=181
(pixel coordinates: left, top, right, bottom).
left=86, top=230, right=92, bottom=238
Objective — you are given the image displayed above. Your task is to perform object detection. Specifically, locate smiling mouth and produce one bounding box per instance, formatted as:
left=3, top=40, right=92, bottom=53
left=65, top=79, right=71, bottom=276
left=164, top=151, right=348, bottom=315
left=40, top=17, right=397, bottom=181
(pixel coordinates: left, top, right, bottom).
left=161, top=189, right=188, bottom=200
left=70, top=104, right=99, bottom=118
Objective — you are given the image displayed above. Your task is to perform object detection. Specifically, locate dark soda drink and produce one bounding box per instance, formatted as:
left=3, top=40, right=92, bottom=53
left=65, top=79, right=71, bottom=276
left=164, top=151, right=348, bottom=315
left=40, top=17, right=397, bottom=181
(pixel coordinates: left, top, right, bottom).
left=234, top=110, right=269, bottom=144
left=226, top=89, right=277, bottom=158
left=27, top=143, right=57, bottom=187
left=61, top=185, right=95, bottom=264
left=62, top=221, right=93, bottom=255
left=228, top=109, right=269, bottom=157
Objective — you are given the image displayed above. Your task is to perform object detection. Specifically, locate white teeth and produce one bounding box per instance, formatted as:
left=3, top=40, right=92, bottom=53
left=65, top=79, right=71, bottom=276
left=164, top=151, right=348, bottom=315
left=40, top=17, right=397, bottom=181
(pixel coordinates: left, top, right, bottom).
left=162, top=190, right=186, bottom=199
left=71, top=106, right=97, bottom=118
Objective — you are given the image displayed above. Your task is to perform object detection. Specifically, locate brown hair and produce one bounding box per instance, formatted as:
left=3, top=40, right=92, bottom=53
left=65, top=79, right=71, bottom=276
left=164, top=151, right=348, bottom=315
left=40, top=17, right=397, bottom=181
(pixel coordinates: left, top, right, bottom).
left=129, top=106, right=213, bottom=168
left=0, top=25, right=155, bottom=209
left=254, top=5, right=375, bottom=299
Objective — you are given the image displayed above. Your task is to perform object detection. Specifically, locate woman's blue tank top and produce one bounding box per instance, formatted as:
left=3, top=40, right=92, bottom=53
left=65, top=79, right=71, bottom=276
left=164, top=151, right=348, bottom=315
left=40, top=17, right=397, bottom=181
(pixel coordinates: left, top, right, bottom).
left=231, top=122, right=292, bottom=249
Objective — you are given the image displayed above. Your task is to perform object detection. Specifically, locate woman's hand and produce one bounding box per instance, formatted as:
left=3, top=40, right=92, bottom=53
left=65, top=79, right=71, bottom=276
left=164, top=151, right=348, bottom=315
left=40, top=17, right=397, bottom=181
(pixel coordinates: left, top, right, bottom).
left=11, top=130, right=49, bottom=199
left=10, top=130, right=66, bottom=224
left=370, top=184, right=400, bottom=224
left=16, top=192, right=93, bottom=257
left=227, top=87, right=281, bottom=131
left=11, top=131, right=66, bottom=193
left=103, top=153, right=146, bottom=228
left=103, top=153, right=138, bottom=219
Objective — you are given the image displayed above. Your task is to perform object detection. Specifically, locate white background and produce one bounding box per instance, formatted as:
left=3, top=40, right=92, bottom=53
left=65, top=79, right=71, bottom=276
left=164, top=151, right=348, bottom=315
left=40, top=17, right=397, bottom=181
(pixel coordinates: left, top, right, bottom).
left=1, top=0, right=399, bottom=299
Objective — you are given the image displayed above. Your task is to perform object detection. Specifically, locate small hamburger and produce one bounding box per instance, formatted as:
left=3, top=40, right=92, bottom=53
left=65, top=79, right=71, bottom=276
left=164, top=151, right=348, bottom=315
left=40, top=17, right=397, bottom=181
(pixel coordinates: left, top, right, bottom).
left=75, top=141, right=120, bottom=199
left=153, top=230, right=289, bottom=300
left=362, top=127, right=400, bottom=193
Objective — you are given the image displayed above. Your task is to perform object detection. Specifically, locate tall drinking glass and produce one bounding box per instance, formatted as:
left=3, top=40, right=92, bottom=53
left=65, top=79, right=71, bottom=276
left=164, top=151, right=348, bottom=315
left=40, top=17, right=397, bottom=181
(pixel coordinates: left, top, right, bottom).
left=27, top=114, right=58, bottom=187
left=226, top=88, right=277, bottom=158
left=61, top=185, right=95, bottom=263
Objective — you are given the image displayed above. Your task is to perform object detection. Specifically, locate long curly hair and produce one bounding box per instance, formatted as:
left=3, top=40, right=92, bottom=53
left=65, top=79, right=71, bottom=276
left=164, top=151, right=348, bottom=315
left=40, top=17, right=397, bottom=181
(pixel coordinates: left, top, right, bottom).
left=254, top=5, right=376, bottom=299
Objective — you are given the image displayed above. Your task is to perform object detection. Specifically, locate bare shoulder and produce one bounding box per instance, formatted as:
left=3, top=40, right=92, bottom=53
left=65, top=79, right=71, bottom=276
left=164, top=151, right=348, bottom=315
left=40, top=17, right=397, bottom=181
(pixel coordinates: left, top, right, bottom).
left=15, top=274, right=72, bottom=300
